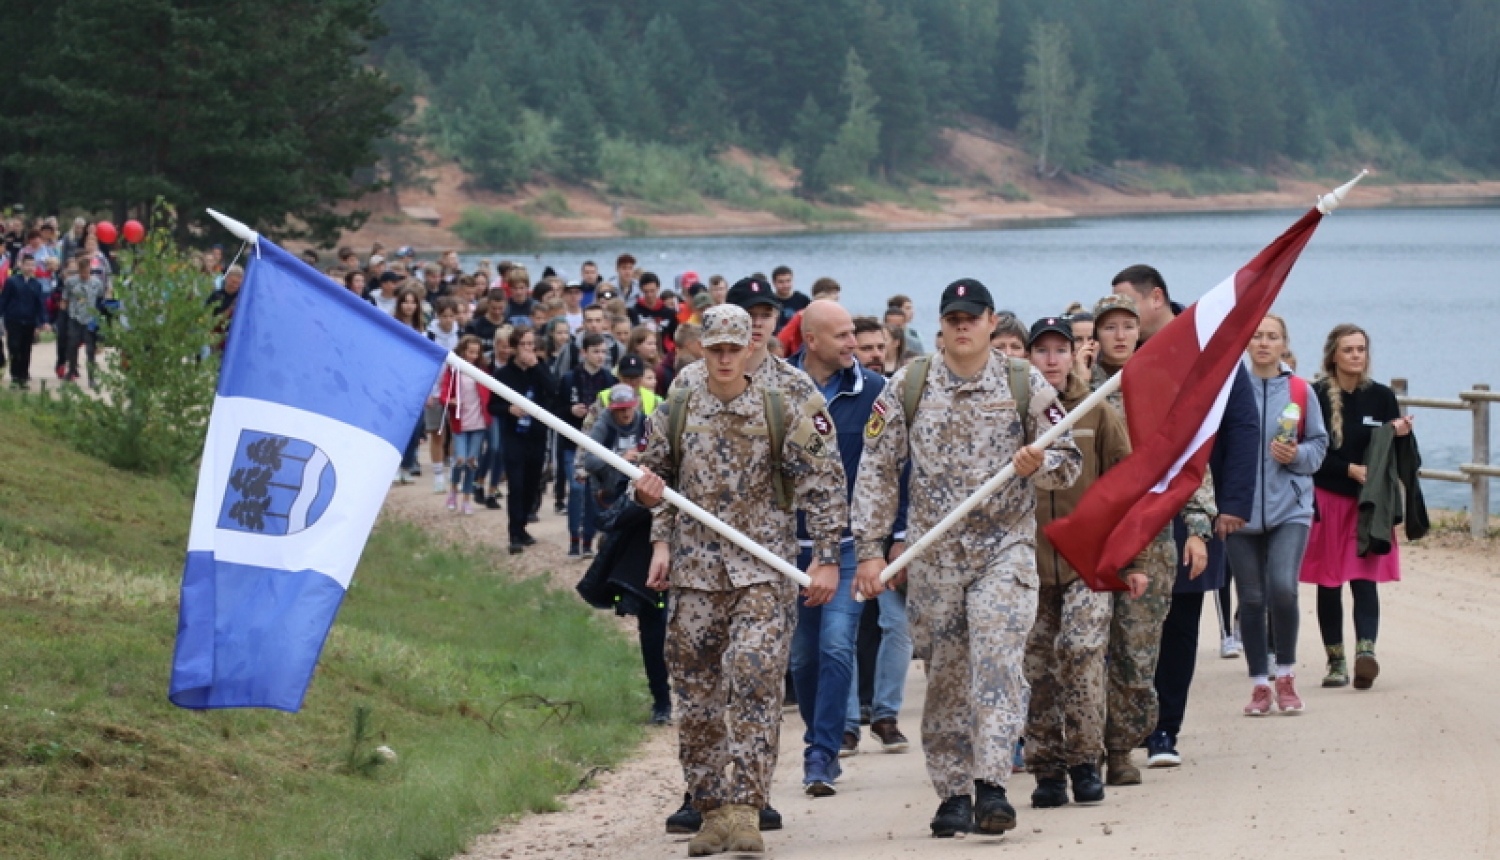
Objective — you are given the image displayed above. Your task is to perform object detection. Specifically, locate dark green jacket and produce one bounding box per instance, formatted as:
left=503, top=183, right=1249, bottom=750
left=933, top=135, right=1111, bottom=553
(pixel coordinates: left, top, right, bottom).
left=1357, top=424, right=1429, bottom=556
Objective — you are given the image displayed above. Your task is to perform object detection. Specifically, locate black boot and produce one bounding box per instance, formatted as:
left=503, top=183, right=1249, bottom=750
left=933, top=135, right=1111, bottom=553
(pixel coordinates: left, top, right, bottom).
left=973, top=780, right=1017, bottom=834
left=930, top=794, right=973, bottom=838
left=1068, top=762, right=1105, bottom=803
left=758, top=804, right=782, bottom=831
left=1030, top=775, right=1069, bottom=808
left=665, top=793, right=701, bottom=834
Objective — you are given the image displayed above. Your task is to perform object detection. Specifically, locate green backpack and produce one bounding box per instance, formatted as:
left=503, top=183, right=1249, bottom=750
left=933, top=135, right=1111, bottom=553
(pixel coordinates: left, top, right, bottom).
left=665, top=385, right=794, bottom=512
left=900, top=354, right=1032, bottom=442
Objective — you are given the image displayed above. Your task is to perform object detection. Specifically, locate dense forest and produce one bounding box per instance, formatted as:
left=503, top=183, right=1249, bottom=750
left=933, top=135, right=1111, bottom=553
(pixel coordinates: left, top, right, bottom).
left=1, top=0, right=1496, bottom=242
left=377, top=0, right=1500, bottom=191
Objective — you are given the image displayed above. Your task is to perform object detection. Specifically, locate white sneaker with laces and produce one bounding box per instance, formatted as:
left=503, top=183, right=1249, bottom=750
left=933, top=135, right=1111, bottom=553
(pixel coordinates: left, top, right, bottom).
left=1220, top=634, right=1242, bottom=659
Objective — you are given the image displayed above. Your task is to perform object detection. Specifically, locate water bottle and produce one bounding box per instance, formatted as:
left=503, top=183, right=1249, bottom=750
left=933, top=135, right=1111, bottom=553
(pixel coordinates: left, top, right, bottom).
left=517, top=387, right=534, bottom=433
left=1274, top=402, right=1299, bottom=444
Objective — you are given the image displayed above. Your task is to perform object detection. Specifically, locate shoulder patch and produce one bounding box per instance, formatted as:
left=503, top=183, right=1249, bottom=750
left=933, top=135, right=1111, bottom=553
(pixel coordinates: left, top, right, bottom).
left=865, top=412, right=886, bottom=439
left=812, top=412, right=833, bottom=437
left=873, top=399, right=889, bottom=417
left=1045, top=403, right=1067, bottom=426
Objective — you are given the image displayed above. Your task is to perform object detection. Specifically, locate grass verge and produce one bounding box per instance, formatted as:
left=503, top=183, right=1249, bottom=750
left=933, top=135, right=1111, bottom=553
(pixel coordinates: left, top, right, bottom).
left=0, top=408, right=646, bottom=860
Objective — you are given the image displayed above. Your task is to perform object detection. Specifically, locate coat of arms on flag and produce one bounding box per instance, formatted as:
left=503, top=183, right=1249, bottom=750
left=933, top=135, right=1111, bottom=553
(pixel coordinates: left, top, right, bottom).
left=218, top=432, right=337, bottom=536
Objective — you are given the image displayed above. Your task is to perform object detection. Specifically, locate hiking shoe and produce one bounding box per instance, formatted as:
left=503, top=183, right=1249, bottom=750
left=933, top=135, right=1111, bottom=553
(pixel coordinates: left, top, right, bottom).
left=1031, top=776, right=1069, bottom=808
left=721, top=804, right=763, bottom=854
left=1323, top=644, right=1350, bottom=687
left=758, top=805, right=782, bottom=831
left=870, top=718, right=909, bottom=752
left=803, top=748, right=837, bottom=797
left=839, top=730, right=860, bottom=758
left=445, top=491, right=457, bottom=511
left=1275, top=675, right=1305, bottom=712
left=666, top=793, right=702, bottom=834
left=1105, top=750, right=1140, bottom=786
left=1221, top=634, right=1243, bottom=658
left=1146, top=730, right=1181, bottom=767
left=651, top=703, right=672, bottom=725
left=687, top=806, right=731, bottom=857
left=1354, top=646, right=1380, bottom=690
left=973, top=781, right=1017, bottom=834
left=1068, top=763, right=1105, bottom=804
left=930, top=794, right=973, bottom=838
left=1244, top=684, right=1274, bottom=716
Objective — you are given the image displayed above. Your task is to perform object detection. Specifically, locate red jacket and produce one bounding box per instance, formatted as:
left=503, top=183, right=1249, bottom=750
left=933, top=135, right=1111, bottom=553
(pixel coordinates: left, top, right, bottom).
left=438, top=365, right=492, bottom=435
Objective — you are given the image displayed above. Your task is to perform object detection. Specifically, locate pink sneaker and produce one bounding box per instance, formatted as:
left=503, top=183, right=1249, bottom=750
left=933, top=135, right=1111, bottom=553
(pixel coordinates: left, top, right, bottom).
left=461, top=500, right=474, bottom=516
left=1274, top=675, right=1304, bottom=713
left=445, top=491, right=457, bottom=511
left=1243, top=684, right=1273, bottom=716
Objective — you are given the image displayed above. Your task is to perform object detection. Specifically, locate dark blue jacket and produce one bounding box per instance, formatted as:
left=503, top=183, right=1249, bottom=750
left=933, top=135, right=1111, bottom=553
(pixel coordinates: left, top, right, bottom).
left=1168, top=306, right=1259, bottom=593
left=789, top=353, right=907, bottom=545
left=0, top=274, right=48, bottom=327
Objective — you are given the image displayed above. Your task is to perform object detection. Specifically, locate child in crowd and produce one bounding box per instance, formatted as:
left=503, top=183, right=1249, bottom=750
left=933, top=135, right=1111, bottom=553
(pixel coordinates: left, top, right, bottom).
left=438, top=335, right=492, bottom=515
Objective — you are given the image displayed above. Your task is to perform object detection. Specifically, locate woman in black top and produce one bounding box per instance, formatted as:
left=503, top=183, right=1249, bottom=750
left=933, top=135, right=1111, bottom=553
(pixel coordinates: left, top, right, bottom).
left=1299, top=324, right=1414, bottom=690
left=490, top=325, right=556, bottom=553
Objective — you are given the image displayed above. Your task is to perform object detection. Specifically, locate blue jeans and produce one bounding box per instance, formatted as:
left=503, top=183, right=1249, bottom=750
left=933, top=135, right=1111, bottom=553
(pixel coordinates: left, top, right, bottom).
left=451, top=429, right=486, bottom=494
left=562, top=448, right=600, bottom=542
left=789, top=542, right=860, bottom=760
left=1227, top=522, right=1311, bottom=678
left=847, top=586, right=912, bottom=731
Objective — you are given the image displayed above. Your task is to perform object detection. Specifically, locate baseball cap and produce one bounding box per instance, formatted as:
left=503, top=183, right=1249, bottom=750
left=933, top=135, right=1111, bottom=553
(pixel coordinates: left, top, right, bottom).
left=1091, top=293, right=1139, bottom=323
left=597, top=287, right=620, bottom=302
left=617, top=354, right=646, bottom=377
left=378, top=271, right=405, bottom=284
left=725, top=276, right=780, bottom=311
left=700, top=304, right=752, bottom=348
left=607, top=383, right=639, bottom=410
left=1028, top=316, right=1075, bottom=347
left=939, top=278, right=994, bottom=317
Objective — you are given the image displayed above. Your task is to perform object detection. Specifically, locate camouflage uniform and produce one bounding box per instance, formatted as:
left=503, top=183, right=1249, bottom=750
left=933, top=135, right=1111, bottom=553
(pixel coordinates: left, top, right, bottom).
left=1026, top=370, right=1140, bottom=777
left=1089, top=359, right=1216, bottom=755
left=638, top=364, right=847, bottom=812
left=851, top=351, right=1082, bottom=798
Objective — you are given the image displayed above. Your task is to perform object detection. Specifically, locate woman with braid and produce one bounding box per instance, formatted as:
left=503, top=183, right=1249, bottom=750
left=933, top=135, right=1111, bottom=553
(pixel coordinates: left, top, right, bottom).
left=1299, top=325, right=1413, bottom=690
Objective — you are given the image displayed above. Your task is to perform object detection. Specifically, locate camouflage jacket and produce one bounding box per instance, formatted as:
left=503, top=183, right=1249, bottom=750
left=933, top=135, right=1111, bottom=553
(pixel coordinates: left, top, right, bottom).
left=638, top=377, right=848, bottom=591
left=850, top=350, right=1082, bottom=568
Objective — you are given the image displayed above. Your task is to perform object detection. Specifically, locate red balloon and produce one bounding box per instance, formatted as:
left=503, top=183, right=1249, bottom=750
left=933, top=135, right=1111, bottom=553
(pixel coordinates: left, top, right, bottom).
left=96, top=221, right=118, bottom=244
left=123, top=220, right=146, bottom=244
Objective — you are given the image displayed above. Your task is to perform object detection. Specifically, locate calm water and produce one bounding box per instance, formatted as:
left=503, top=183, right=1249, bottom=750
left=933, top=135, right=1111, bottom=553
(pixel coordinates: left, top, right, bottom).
left=476, top=206, right=1500, bottom=510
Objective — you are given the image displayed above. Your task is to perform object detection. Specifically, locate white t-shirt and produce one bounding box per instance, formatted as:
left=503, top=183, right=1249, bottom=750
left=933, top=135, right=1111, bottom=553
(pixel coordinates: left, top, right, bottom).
left=372, top=292, right=398, bottom=317
left=427, top=319, right=461, bottom=352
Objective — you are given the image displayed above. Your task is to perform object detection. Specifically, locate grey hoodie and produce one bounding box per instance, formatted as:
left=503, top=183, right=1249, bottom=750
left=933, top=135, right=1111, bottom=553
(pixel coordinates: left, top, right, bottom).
left=1242, top=360, right=1329, bottom=533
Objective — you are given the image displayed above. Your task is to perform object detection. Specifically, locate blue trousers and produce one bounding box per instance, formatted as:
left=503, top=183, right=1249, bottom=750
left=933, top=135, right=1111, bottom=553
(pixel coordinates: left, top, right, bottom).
left=562, top=448, right=600, bottom=542
left=789, top=542, right=860, bottom=760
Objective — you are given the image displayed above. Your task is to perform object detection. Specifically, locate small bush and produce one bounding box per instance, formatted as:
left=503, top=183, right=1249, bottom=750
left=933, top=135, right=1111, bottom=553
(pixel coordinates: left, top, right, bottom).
left=997, top=181, right=1032, bottom=202
left=618, top=216, right=653, bottom=237
left=452, top=209, right=544, bottom=251
left=521, top=189, right=573, bottom=218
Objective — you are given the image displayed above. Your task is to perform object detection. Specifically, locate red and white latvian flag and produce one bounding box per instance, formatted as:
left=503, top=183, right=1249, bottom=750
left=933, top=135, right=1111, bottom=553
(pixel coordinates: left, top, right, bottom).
left=1046, top=176, right=1363, bottom=592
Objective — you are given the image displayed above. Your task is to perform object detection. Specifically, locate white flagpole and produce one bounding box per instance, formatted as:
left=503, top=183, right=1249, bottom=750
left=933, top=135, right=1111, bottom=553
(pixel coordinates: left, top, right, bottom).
left=867, top=372, right=1121, bottom=594
left=445, top=353, right=813, bottom=587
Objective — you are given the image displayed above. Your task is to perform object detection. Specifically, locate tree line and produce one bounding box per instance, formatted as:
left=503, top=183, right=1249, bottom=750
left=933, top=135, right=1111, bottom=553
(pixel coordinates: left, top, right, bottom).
left=1, top=0, right=1496, bottom=244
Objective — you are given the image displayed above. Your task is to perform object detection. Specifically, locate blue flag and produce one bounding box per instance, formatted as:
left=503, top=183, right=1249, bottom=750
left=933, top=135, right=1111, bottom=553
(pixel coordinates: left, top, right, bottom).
left=169, top=239, right=446, bottom=711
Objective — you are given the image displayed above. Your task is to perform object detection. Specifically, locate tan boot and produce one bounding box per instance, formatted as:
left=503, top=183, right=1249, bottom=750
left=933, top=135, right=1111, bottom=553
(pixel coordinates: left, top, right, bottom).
left=687, top=806, right=732, bottom=857
left=1105, top=749, right=1141, bottom=786
left=722, top=804, right=765, bottom=854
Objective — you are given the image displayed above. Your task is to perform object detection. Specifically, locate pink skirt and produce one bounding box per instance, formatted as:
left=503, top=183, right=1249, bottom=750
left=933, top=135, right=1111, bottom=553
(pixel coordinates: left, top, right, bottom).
left=1299, top=487, right=1401, bottom=587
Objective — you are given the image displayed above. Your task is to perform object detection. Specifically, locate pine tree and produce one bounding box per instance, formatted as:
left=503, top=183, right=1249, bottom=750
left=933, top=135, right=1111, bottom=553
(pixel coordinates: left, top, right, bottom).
left=556, top=91, right=604, bottom=181
left=816, top=50, right=882, bottom=186
left=1124, top=49, right=1200, bottom=165
left=1017, top=22, right=1094, bottom=177
left=791, top=94, right=834, bottom=195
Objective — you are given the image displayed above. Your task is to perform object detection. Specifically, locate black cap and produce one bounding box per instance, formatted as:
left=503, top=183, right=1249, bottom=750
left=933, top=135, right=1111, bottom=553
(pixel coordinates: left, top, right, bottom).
left=1028, top=316, right=1075, bottom=347
left=617, top=354, right=646, bottom=377
left=379, top=271, right=406, bottom=284
left=726, top=276, right=781, bottom=311
left=939, top=278, right=994, bottom=317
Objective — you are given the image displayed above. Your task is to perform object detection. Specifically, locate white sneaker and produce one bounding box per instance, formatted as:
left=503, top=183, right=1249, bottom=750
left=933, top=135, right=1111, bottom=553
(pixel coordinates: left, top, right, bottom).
left=392, top=468, right=404, bottom=485
left=1220, top=635, right=1242, bottom=659
left=433, top=473, right=447, bottom=494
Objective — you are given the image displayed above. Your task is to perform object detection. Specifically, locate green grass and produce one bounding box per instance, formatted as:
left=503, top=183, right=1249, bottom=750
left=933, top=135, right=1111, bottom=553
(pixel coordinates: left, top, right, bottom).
left=0, top=410, right=646, bottom=860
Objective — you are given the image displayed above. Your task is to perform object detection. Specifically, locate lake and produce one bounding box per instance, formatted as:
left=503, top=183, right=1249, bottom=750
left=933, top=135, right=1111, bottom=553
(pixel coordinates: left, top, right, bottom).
left=473, top=205, right=1500, bottom=511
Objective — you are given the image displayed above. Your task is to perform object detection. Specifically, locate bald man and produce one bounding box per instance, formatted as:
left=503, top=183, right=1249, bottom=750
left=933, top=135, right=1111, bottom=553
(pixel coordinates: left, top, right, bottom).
left=786, top=300, right=900, bottom=795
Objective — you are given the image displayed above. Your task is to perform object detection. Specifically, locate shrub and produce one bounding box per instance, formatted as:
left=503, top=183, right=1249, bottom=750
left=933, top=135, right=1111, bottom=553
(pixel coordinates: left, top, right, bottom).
left=452, top=209, right=544, bottom=251
left=618, top=216, right=653, bottom=237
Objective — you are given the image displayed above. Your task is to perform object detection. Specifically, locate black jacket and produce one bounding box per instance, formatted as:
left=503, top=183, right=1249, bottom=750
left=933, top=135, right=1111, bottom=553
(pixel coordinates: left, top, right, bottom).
left=1, top=274, right=49, bottom=327
left=490, top=360, right=556, bottom=450
left=575, top=501, right=658, bottom=616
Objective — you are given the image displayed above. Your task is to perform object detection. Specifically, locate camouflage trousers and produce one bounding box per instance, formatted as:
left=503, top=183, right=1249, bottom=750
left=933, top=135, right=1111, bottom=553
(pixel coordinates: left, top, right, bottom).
left=1104, top=532, right=1177, bottom=752
left=1023, top=578, right=1112, bottom=775
left=908, top=541, right=1038, bottom=798
left=666, top=582, right=797, bottom=812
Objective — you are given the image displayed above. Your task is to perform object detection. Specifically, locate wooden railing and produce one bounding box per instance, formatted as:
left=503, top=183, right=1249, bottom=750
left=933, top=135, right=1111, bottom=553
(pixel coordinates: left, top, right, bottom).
left=1390, top=380, right=1495, bottom=539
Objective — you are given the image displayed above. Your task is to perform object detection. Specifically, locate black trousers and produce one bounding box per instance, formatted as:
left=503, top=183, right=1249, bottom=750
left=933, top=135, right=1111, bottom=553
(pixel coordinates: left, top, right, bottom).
left=504, top=443, right=545, bottom=543
left=856, top=597, right=881, bottom=709
left=637, top=601, right=670, bottom=709
left=1317, top=581, right=1380, bottom=647
left=5, top=321, right=35, bottom=383
left=1153, top=591, right=1204, bottom=741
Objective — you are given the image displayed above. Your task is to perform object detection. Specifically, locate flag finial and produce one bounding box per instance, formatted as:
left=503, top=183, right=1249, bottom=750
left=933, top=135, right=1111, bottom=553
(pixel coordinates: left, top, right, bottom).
left=207, top=208, right=259, bottom=244
left=1316, top=170, right=1369, bottom=215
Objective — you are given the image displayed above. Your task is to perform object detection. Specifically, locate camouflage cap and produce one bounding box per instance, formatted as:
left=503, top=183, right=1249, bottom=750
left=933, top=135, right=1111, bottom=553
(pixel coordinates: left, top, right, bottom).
left=701, top=304, right=752, bottom=348
left=1092, top=293, right=1139, bottom=322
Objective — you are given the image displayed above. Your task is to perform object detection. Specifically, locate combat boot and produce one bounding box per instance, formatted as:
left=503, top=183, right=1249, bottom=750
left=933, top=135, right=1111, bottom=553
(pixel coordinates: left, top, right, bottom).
left=665, top=793, right=702, bottom=834
left=929, top=793, right=973, bottom=838
left=721, top=804, right=764, bottom=854
left=1353, top=639, right=1380, bottom=690
left=1322, top=643, right=1350, bottom=687
left=1105, top=750, right=1140, bottom=786
left=687, top=806, right=732, bottom=857
left=1068, top=762, right=1105, bottom=803
left=974, top=780, right=1017, bottom=834
left=1029, top=766, right=1069, bottom=808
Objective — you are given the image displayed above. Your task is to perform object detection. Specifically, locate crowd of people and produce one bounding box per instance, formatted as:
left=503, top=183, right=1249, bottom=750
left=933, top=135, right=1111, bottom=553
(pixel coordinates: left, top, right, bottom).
left=0, top=216, right=118, bottom=389
left=1, top=215, right=1425, bottom=855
